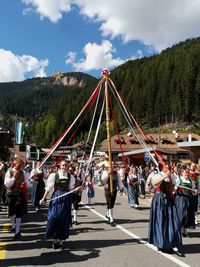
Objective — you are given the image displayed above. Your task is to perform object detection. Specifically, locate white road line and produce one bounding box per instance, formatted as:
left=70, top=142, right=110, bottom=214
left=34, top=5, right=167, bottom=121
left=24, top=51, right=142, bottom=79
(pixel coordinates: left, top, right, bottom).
left=81, top=202, right=191, bottom=267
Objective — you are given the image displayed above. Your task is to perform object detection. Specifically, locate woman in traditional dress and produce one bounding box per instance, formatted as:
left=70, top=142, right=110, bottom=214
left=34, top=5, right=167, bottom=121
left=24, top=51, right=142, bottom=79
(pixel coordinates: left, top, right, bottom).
left=40, top=160, right=79, bottom=250
left=174, top=166, right=196, bottom=237
left=189, top=162, right=200, bottom=224
left=148, top=164, right=183, bottom=256
left=86, top=175, right=95, bottom=204
left=127, top=166, right=139, bottom=208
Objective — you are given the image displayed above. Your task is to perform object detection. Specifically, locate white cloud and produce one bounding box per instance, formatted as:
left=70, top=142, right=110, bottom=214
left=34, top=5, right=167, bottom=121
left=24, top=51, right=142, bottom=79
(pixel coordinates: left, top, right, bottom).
left=73, top=0, right=200, bottom=51
left=22, top=0, right=200, bottom=51
left=65, top=40, right=125, bottom=71
left=0, top=49, right=49, bottom=82
left=130, top=50, right=144, bottom=60
left=22, top=7, right=33, bottom=16
left=22, top=0, right=71, bottom=23
left=65, top=52, right=77, bottom=64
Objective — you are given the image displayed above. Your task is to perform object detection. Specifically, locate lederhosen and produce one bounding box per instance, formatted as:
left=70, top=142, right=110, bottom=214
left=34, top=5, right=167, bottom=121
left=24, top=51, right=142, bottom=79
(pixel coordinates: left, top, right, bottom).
left=104, top=171, right=118, bottom=209
left=32, top=170, right=45, bottom=207
left=7, top=168, right=26, bottom=218
left=71, top=175, right=82, bottom=210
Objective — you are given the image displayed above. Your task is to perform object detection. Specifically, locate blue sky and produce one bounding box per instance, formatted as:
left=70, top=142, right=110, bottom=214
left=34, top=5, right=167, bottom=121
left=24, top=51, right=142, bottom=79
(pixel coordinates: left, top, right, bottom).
left=0, top=0, right=200, bottom=82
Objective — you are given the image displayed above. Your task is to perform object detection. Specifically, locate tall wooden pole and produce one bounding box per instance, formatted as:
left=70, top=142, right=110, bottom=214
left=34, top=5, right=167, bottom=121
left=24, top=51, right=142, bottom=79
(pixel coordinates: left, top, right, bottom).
left=103, top=70, right=113, bottom=193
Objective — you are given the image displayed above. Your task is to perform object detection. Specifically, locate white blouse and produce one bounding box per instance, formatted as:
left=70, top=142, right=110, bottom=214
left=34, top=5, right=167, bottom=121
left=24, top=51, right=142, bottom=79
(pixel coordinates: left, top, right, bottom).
left=46, top=170, right=75, bottom=192
left=4, top=168, right=30, bottom=189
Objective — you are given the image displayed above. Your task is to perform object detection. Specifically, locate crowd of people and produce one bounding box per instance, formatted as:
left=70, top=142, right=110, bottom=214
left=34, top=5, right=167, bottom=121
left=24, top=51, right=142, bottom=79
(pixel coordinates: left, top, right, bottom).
left=0, top=157, right=200, bottom=255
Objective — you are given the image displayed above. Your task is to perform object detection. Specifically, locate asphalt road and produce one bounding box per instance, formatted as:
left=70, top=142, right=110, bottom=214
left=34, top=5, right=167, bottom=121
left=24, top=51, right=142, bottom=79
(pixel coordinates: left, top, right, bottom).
left=0, top=186, right=200, bottom=267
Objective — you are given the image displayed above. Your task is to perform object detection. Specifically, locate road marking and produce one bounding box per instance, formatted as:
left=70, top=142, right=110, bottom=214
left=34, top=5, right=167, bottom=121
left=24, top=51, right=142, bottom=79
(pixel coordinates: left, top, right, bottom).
left=2, top=223, right=9, bottom=233
left=0, top=224, right=9, bottom=260
left=0, top=243, right=6, bottom=260
left=82, top=202, right=191, bottom=267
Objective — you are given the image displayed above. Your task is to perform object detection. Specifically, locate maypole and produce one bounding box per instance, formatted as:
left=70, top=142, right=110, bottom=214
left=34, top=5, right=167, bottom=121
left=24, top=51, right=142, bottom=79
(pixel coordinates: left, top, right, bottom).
left=102, top=70, right=113, bottom=194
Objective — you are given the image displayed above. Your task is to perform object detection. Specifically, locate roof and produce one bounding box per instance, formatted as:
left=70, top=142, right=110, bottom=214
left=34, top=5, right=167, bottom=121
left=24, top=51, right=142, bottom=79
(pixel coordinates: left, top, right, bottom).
left=72, top=141, right=92, bottom=149
left=100, top=132, right=200, bottom=153
left=177, top=140, right=200, bottom=148
left=119, top=147, right=155, bottom=156
left=41, top=148, right=61, bottom=157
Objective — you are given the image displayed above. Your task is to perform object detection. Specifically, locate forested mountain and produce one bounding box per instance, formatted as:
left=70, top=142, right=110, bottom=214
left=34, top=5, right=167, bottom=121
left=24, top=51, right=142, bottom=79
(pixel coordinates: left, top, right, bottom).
left=0, top=37, right=200, bottom=147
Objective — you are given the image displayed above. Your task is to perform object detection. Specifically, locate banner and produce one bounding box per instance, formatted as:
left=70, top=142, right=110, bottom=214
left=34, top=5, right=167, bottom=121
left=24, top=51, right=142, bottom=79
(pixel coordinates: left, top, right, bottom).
left=15, top=121, right=25, bottom=145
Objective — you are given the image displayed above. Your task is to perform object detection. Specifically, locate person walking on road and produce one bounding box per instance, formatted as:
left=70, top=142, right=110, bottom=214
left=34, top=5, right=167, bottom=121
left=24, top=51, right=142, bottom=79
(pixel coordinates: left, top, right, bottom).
left=4, top=157, right=30, bottom=239
left=69, top=165, right=83, bottom=225
left=30, top=161, right=45, bottom=212
left=174, top=166, right=196, bottom=237
left=148, top=164, right=184, bottom=256
left=127, top=166, right=139, bottom=208
left=40, top=160, right=80, bottom=250
left=102, top=163, right=123, bottom=226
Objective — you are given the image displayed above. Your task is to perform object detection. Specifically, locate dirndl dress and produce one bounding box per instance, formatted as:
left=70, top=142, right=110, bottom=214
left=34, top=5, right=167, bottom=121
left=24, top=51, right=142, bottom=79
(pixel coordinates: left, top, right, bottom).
left=45, top=176, right=72, bottom=240
left=87, top=182, right=95, bottom=198
left=175, top=178, right=195, bottom=229
left=148, top=180, right=182, bottom=249
left=127, top=177, right=139, bottom=206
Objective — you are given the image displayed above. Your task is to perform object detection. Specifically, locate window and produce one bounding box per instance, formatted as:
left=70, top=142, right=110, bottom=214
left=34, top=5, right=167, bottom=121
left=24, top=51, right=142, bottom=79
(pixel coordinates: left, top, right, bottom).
left=115, top=137, right=126, bottom=145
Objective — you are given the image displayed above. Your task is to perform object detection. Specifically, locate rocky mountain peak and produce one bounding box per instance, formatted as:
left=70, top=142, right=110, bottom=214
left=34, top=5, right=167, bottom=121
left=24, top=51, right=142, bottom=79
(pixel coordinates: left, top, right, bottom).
left=52, top=71, right=86, bottom=87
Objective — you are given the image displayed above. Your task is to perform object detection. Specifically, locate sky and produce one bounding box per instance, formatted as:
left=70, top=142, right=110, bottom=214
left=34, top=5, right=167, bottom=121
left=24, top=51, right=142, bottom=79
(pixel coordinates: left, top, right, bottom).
left=0, top=0, right=200, bottom=82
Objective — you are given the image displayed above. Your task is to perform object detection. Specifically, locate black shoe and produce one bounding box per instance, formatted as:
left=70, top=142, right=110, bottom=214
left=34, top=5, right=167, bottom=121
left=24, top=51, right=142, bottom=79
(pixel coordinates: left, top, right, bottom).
left=10, top=228, right=15, bottom=233
left=105, top=215, right=110, bottom=221
left=158, top=248, right=174, bottom=254
left=110, top=221, right=115, bottom=227
left=52, top=242, right=60, bottom=249
left=175, top=250, right=185, bottom=257
left=14, top=232, right=22, bottom=239
left=188, top=225, right=195, bottom=229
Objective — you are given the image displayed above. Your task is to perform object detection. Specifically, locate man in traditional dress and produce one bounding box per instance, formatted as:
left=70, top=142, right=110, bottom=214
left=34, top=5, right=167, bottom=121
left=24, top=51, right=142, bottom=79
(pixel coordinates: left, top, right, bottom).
left=30, top=161, right=45, bottom=212
left=102, top=163, right=123, bottom=226
left=69, top=165, right=83, bottom=225
left=4, top=157, right=30, bottom=239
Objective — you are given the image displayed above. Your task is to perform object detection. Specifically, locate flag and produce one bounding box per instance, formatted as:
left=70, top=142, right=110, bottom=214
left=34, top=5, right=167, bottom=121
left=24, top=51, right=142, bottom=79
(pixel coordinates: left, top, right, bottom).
left=15, top=121, right=25, bottom=144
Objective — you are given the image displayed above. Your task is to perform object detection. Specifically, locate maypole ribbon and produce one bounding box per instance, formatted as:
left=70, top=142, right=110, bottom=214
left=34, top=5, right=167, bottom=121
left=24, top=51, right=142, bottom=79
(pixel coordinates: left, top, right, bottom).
left=38, top=80, right=103, bottom=169
left=108, top=77, right=160, bottom=168
left=108, top=93, right=129, bottom=174
left=44, top=186, right=83, bottom=203
left=51, top=81, right=102, bottom=172
left=177, top=185, right=199, bottom=193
